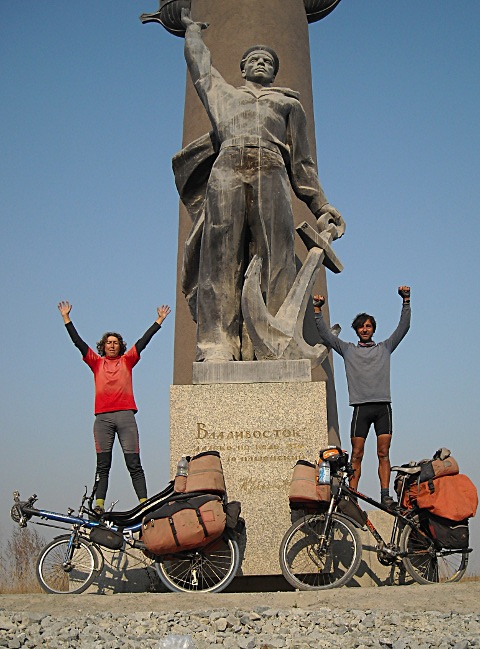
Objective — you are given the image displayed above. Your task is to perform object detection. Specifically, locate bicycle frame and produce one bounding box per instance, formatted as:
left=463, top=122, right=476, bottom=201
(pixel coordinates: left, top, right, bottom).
left=324, top=458, right=471, bottom=564
left=15, top=504, right=108, bottom=532
left=11, top=480, right=180, bottom=549
left=314, top=456, right=432, bottom=568
left=337, top=481, right=415, bottom=557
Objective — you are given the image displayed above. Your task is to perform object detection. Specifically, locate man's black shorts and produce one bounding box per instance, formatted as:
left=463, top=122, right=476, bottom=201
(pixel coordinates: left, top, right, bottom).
left=350, top=402, right=392, bottom=439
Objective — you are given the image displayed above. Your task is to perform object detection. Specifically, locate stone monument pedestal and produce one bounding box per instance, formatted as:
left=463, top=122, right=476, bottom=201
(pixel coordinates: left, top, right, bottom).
left=170, top=368, right=328, bottom=576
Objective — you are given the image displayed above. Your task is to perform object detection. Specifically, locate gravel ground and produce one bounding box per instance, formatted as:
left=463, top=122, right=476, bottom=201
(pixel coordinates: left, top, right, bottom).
left=0, top=583, right=479, bottom=648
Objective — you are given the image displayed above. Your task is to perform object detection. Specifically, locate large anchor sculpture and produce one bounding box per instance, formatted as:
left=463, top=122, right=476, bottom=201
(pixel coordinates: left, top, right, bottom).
left=241, top=214, right=345, bottom=368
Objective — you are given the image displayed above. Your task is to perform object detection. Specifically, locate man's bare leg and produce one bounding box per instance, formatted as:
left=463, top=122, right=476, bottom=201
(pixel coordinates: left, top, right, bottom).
left=349, top=436, right=365, bottom=490
left=377, top=433, right=392, bottom=489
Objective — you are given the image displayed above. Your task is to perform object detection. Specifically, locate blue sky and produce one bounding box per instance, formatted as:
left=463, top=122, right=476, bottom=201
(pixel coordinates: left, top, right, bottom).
left=1, top=1, right=479, bottom=575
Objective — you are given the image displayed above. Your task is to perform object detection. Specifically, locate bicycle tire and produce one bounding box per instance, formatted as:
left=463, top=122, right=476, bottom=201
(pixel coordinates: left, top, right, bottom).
left=279, top=513, right=362, bottom=590
left=154, top=534, right=239, bottom=593
left=400, top=523, right=468, bottom=585
left=36, top=534, right=102, bottom=594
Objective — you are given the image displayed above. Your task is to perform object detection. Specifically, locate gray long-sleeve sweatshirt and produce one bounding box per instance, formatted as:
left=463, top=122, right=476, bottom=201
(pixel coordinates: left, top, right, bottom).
left=315, top=303, right=411, bottom=405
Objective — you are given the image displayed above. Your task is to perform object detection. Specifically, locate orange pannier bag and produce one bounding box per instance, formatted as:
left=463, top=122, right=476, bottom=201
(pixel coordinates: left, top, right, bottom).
left=142, top=494, right=226, bottom=555
left=174, top=451, right=227, bottom=495
left=289, top=460, right=330, bottom=503
left=403, top=474, right=478, bottom=521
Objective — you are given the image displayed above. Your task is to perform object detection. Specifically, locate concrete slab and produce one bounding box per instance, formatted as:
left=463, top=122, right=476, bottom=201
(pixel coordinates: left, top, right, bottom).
left=192, top=359, right=312, bottom=384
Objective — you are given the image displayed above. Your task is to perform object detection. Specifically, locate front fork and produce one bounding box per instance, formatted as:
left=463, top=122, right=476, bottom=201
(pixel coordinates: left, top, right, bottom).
left=313, top=496, right=338, bottom=552
left=62, top=529, right=81, bottom=570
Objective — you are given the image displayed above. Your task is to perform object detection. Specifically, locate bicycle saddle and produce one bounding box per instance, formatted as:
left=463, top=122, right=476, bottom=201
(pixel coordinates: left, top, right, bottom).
left=101, top=481, right=175, bottom=526
left=100, top=484, right=216, bottom=527
left=391, top=465, right=421, bottom=475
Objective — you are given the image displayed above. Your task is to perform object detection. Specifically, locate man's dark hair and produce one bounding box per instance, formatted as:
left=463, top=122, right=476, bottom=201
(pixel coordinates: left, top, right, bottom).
left=240, top=45, right=279, bottom=76
left=351, top=313, right=376, bottom=334
left=96, top=332, right=127, bottom=357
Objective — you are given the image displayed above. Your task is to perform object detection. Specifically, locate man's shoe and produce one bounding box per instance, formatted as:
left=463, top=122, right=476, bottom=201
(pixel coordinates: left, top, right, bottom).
left=381, top=495, right=396, bottom=509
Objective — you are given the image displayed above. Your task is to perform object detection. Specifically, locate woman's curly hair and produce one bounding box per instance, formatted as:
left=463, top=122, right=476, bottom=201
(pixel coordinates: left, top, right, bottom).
left=96, top=332, right=127, bottom=357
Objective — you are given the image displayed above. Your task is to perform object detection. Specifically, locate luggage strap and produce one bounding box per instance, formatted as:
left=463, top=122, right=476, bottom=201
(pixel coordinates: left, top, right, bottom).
left=168, top=516, right=180, bottom=547
left=166, top=506, right=209, bottom=547
left=145, top=494, right=220, bottom=523
left=195, top=508, right=209, bottom=537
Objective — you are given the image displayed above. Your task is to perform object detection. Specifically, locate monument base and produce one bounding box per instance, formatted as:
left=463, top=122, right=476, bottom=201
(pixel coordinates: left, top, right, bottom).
left=170, top=380, right=328, bottom=575
left=193, top=359, right=312, bottom=384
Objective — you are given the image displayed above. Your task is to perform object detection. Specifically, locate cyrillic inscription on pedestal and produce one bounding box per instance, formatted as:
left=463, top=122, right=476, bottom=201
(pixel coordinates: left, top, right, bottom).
left=170, top=381, right=328, bottom=575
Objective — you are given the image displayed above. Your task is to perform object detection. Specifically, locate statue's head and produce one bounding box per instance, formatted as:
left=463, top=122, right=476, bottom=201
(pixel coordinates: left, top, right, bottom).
left=240, top=45, right=279, bottom=85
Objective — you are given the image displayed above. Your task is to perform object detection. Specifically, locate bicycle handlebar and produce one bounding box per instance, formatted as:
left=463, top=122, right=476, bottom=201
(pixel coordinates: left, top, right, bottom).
left=11, top=492, right=38, bottom=527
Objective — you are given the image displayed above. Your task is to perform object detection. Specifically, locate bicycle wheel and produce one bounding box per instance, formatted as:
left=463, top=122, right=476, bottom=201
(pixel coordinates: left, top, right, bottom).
left=280, top=513, right=362, bottom=590
left=36, top=534, right=102, bottom=594
left=400, top=524, right=468, bottom=584
left=155, top=534, right=239, bottom=593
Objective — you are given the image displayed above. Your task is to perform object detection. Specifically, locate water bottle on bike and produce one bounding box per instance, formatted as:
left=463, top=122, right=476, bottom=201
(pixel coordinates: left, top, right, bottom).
left=176, top=456, right=189, bottom=477
left=175, top=456, right=189, bottom=493
left=317, top=460, right=330, bottom=485
left=318, top=446, right=337, bottom=485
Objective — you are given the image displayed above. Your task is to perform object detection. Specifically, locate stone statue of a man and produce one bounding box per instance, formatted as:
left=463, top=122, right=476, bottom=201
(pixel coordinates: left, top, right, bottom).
left=173, top=12, right=343, bottom=362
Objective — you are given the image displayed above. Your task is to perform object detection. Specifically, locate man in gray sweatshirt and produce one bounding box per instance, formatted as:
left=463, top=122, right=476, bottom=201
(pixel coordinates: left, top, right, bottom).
left=314, top=287, right=411, bottom=507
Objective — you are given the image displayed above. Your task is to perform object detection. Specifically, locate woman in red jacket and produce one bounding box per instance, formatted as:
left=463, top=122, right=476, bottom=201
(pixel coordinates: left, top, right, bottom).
left=58, top=300, right=171, bottom=516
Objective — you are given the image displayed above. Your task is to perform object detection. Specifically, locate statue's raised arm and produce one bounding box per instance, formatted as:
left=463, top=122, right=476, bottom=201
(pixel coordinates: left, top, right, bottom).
left=181, top=9, right=211, bottom=84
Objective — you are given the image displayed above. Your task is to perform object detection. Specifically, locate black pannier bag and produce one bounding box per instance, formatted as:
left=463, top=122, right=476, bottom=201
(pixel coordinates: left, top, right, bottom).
left=337, top=496, right=368, bottom=527
left=427, top=513, right=469, bottom=550
left=225, top=500, right=242, bottom=530
left=90, top=525, right=124, bottom=550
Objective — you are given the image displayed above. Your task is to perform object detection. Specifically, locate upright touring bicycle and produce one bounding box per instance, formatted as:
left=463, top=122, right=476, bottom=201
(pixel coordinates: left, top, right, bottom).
left=280, top=447, right=472, bottom=589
